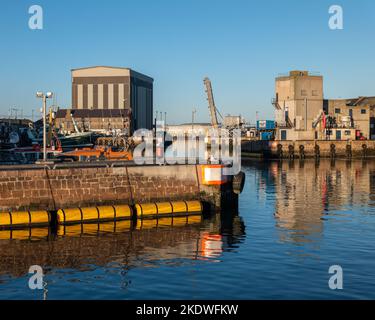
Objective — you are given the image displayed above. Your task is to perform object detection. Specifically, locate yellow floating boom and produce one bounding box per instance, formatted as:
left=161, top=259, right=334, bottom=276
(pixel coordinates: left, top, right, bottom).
left=0, top=200, right=204, bottom=230
left=135, top=201, right=203, bottom=219
left=57, top=205, right=132, bottom=225
left=0, top=211, right=50, bottom=229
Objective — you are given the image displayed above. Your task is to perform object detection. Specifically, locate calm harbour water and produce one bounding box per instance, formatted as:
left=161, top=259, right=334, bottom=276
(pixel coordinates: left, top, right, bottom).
left=1, top=159, right=375, bottom=300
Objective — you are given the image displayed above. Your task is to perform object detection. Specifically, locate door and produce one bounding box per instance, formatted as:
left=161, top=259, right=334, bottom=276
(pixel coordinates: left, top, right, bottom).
left=281, top=130, right=287, bottom=141
left=336, top=130, right=341, bottom=140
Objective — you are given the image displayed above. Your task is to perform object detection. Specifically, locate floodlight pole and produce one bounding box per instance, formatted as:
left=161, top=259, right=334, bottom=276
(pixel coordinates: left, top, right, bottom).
left=36, top=92, right=52, bottom=163
left=42, top=95, right=47, bottom=162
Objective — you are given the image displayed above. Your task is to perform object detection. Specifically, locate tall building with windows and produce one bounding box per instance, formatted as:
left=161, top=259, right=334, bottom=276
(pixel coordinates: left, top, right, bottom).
left=69, top=66, right=153, bottom=131
left=273, top=70, right=375, bottom=141
left=326, top=97, right=375, bottom=140
left=273, top=70, right=324, bottom=140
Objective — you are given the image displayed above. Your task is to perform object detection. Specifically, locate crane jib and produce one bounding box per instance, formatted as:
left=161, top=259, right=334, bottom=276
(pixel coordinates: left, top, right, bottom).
left=204, top=77, right=220, bottom=129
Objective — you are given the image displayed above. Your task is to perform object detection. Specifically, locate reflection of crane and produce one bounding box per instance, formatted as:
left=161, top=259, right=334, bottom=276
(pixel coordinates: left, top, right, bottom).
left=203, top=77, right=222, bottom=129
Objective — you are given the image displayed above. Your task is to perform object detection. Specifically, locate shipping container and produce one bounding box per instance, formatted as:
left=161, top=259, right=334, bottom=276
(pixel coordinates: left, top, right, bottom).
left=256, top=120, right=275, bottom=130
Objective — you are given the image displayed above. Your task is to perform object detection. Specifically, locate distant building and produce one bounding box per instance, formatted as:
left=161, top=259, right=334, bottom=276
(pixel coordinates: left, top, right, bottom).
left=167, top=123, right=212, bottom=136
left=326, top=97, right=375, bottom=140
left=56, top=66, right=154, bottom=134
left=55, top=109, right=131, bottom=134
left=223, top=115, right=245, bottom=128
left=273, top=70, right=324, bottom=140
left=0, top=118, right=33, bottom=127
left=273, top=70, right=375, bottom=140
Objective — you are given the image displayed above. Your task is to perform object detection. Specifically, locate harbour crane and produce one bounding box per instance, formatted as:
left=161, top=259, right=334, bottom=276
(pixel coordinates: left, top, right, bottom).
left=203, top=77, right=246, bottom=134
left=203, top=77, right=222, bottom=129
left=312, top=110, right=326, bottom=129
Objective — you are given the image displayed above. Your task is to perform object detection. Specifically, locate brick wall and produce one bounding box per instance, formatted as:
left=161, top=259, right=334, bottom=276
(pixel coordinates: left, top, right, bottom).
left=0, top=164, right=203, bottom=212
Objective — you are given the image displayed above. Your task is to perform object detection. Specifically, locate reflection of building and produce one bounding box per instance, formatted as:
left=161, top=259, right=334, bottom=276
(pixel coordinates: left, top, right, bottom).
left=273, top=70, right=375, bottom=140
left=56, top=66, right=154, bottom=133
left=272, top=161, right=325, bottom=242
left=270, top=160, right=375, bottom=244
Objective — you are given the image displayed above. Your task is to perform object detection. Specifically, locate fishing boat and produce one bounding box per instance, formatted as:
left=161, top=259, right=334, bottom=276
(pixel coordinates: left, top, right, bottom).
left=33, top=129, right=97, bottom=150
left=58, top=145, right=133, bottom=162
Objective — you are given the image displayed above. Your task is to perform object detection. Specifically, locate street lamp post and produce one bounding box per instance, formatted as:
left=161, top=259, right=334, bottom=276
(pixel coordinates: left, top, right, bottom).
left=155, top=110, right=158, bottom=131
left=36, top=91, right=53, bottom=162
left=192, top=108, right=197, bottom=130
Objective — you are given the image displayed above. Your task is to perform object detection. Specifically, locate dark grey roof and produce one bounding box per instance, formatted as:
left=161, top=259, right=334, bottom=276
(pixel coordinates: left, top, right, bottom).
left=55, top=109, right=131, bottom=119
left=346, top=96, right=375, bottom=106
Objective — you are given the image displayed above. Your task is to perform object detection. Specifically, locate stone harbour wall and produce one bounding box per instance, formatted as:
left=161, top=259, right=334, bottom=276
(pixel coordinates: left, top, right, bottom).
left=0, top=164, right=226, bottom=212
left=242, top=140, right=375, bottom=159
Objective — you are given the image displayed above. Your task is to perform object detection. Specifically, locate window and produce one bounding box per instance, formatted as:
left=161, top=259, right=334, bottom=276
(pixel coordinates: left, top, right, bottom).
left=301, top=90, right=307, bottom=96
left=361, top=109, right=367, bottom=114
left=335, top=108, right=341, bottom=114
left=312, top=90, right=319, bottom=96
left=345, top=130, right=351, bottom=136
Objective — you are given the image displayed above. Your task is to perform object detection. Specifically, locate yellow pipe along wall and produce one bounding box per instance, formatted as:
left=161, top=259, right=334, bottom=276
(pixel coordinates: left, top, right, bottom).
left=57, top=205, right=133, bottom=225
left=0, top=216, right=204, bottom=240
left=0, top=201, right=203, bottom=230
left=0, top=211, right=50, bottom=229
left=58, top=201, right=203, bottom=224
left=135, top=201, right=203, bottom=219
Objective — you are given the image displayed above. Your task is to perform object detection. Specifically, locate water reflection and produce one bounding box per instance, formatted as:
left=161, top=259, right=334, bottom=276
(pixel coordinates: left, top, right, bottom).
left=250, top=159, right=375, bottom=246
left=3, top=160, right=375, bottom=299
left=0, top=212, right=245, bottom=279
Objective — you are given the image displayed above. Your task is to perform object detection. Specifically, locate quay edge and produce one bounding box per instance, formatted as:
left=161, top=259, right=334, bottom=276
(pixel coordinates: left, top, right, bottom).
left=0, top=162, right=241, bottom=215
left=242, top=139, right=375, bottom=159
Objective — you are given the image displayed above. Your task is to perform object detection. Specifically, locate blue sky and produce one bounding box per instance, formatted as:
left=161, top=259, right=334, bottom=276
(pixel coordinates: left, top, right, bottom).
left=0, top=0, right=374, bottom=124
